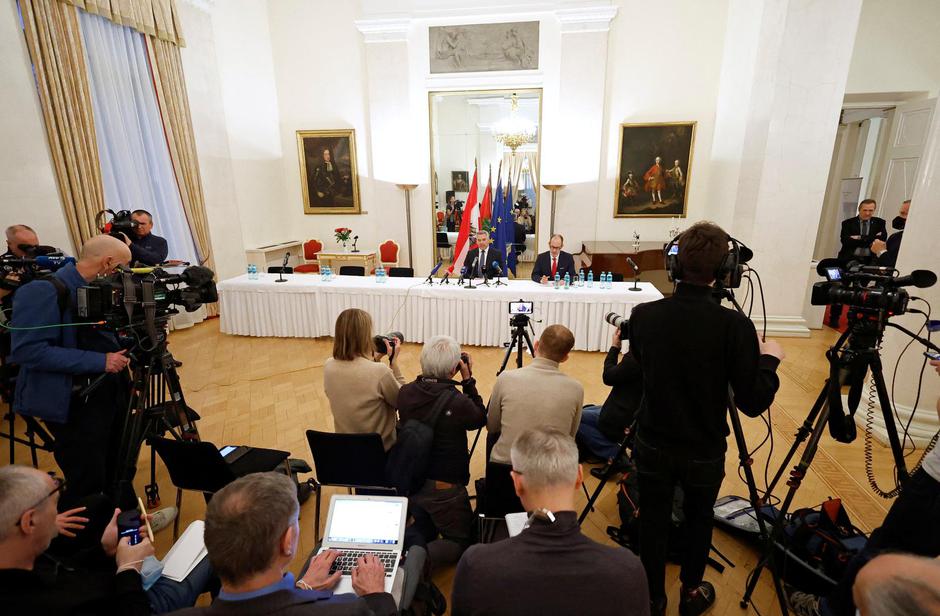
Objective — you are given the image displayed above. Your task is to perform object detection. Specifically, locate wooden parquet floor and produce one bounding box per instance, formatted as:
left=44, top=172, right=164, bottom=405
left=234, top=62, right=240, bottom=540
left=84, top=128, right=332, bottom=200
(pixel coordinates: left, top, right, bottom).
left=3, top=318, right=912, bottom=615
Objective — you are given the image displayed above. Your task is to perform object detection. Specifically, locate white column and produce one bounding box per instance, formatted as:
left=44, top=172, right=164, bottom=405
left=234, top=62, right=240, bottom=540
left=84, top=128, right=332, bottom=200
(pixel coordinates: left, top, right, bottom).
left=708, top=0, right=864, bottom=336
left=545, top=5, right=617, bottom=251
left=871, top=98, right=940, bottom=446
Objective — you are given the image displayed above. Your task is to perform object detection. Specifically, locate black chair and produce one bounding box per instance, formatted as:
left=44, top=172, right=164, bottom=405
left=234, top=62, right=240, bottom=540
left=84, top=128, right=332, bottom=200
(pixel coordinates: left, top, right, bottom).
left=388, top=267, right=414, bottom=278
left=1, top=411, right=55, bottom=467
left=483, top=461, right=525, bottom=517
left=338, top=266, right=365, bottom=276
left=151, top=436, right=290, bottom=537
left=610, top=273, right=625, bottom=282
left=436, top=232, right=452, bottom=260
left=305, top=430, right=395, bottom=543
left=268, top=266, right=293, bottom=274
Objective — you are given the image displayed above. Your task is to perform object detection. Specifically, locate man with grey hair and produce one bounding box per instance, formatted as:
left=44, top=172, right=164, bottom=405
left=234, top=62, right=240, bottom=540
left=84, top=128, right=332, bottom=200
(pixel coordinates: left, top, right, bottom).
left=1, top=224, right=42, bottom=303
left=397, top=335, right=485, bottom=567
left=451, top=427, right=649, bottom=615
left=0, top=464, right=210, bottom=614
left=173, top=472, right=396, bottom=615
left=853, top=553, right=940, bottom=616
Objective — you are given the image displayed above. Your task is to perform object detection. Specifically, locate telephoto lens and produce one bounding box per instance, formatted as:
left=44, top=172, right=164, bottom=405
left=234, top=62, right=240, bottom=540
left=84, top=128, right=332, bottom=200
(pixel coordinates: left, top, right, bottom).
left=604, top=313, right=630, bottom=339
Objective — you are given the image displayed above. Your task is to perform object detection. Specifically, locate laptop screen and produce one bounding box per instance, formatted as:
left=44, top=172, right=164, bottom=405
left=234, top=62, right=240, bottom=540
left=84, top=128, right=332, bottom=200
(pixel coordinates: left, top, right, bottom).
left=326, top=498, right=404, bottom=545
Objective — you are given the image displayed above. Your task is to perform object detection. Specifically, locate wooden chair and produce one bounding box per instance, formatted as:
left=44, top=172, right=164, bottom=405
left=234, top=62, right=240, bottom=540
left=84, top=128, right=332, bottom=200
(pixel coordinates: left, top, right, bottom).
left=294, top=239, right=322, bottom=274
left=379, top=240, right=400, bottom=268
left=436, top=211, right=445, bottom=228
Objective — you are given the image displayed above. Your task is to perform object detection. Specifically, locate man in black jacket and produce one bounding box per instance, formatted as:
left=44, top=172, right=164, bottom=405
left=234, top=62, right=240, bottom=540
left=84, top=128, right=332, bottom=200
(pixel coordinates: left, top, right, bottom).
left=462, top=230, right=504, bottom=279
left=398, top=336, right=486, bottom=568
left=576, top=324, right=641, bottom=466
left=869, top=199, right=909, bottom=268
left=830, top=200, right=887, bottom=326
left=628, top=221, right=785, bottom=616
left=451, top=427, right=649, bottom=616
left=119, top=210, right=169, bottom=266
left=0, top=465, right=211, bottom=615
left=531, top=234, right=577, bottom=283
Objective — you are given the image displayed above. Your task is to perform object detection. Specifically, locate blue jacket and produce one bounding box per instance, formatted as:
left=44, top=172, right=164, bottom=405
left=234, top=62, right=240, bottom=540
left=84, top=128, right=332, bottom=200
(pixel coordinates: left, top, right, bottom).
left=10, top=264, right=107, bottom=422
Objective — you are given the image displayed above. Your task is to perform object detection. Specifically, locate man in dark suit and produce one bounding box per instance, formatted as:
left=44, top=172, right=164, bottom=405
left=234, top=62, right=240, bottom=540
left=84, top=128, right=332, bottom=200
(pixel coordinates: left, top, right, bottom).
left=531, top=234, right=576, bottom=284
left=174, top=472, right=397, bottom=616
left=463, top=229, right=505, bottom=279
left=870, top=199, right=909, bottom=268
left=830, top=199, right=887, bottom=327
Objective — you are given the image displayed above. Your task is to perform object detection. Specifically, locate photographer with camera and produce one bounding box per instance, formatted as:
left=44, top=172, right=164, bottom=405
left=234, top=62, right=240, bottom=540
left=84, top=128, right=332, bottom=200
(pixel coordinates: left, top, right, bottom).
left=1, top=224, right=42, bottom=305
left=397, top=336, right=486, bottom=568
left=118, top=210, right=168, bottom=267
left=10, top=235, right=141, bottom=510
left=324, top=308, right=405, bottom=451
left=629, top=221, right=784, bottom=616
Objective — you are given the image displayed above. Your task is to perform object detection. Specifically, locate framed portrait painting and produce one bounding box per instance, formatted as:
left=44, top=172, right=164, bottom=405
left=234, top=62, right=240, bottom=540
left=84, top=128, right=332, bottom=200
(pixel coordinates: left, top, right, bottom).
left=451, top=170, right=470, bottom=193
left=297, top=129, right=361, bottom=214
left=614, top=122, right=696, bottom=218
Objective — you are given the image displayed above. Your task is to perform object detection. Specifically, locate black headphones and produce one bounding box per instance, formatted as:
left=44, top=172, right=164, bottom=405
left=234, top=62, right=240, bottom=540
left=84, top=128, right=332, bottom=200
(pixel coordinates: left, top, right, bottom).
left=664, top=231, right=747, bottom=288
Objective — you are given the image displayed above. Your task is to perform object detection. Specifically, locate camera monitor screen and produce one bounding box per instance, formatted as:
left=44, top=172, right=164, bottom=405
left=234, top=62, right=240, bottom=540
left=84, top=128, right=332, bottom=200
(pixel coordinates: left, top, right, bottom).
left=825, top=267, right=842, bottom=281
left=667, top=244, right=679, bottom=256
left=509, top=301, right=534, bottom=315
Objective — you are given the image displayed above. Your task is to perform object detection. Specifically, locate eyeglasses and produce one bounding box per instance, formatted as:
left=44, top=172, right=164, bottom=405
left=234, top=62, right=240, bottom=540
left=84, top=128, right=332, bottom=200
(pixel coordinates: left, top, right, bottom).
left=14, top=475, right=65, bottom=527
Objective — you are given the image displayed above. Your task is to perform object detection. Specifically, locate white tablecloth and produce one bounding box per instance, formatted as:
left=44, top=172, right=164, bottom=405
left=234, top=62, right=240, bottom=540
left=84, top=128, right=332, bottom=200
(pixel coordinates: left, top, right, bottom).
left=217, top=274, right=663, bottom=351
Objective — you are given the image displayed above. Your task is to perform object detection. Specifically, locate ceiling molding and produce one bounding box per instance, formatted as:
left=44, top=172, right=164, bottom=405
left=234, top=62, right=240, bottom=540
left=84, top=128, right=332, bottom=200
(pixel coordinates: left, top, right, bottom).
left=355, top=18, right=411, bottom=43
left=555, top=5, right=617, bottom=33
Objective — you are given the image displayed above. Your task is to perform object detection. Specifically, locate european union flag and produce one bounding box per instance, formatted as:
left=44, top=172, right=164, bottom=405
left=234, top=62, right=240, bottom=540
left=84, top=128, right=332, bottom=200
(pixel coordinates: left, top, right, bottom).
left=494, top=177, right=518, bottom=276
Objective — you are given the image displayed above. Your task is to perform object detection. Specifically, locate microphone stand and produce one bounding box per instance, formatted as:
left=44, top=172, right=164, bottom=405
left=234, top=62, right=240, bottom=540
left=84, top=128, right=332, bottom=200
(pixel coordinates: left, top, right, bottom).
left=629, top=268, right=641, bottom=291
left=351, top=236, right=360, bottom=253
left=440, top=272, right=451, bottom=285
left=479, top=270, right=492, bottom=287
left=464, top=269, right=477, bottom=289
left=492, top=268, right=507, bottom=287
left=275, top=260, right=288, bottom=283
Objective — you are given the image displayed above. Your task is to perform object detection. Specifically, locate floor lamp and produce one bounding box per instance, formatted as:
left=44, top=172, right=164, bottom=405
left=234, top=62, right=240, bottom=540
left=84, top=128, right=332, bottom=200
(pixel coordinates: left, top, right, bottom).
left=542, top=184, right=566, bottom=238
left=396, top=184, right=417, bottom=267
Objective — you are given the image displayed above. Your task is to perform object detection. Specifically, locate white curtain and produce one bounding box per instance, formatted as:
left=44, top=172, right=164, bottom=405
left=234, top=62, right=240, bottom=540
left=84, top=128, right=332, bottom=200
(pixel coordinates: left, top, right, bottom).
left=79, top=10, right=205, bottom=327
left=78, top=10, right=198, bottom=266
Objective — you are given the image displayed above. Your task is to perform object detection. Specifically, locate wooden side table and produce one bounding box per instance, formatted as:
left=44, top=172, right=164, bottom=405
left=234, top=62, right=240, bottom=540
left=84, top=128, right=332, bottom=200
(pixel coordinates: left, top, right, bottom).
left=317, top=251, right=377, bottom=273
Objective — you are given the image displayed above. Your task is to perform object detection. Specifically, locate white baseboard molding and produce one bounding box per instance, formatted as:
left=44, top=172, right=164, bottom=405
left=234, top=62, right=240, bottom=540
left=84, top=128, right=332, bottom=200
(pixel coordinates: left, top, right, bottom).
left=750, top=315, right=811, bottom=338
left=849, top=396, right=940, bottom=448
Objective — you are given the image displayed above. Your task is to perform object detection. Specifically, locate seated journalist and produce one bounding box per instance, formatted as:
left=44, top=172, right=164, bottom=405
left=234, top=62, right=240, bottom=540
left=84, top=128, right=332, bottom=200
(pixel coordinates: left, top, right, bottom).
left=172, top=472, right=397, bottom=616
left=628, top=221, right=784, bottom=616
left=451, top=427, right=650, bottom=616
left=397, top=335, right=486, bottom=568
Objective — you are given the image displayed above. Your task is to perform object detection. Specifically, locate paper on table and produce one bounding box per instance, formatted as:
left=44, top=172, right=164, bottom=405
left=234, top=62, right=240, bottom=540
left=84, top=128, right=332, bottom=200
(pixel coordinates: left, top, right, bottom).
left=162, top=520, right=207, bottom=582
left=505, top=512, right=528, bottom=537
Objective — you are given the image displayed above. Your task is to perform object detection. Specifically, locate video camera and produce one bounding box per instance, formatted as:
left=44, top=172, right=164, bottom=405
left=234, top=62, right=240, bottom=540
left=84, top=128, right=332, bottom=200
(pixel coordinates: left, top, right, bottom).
left=96, top=209, right=139, bottom=240
left=77, top=266, right=218, bottom=331
left=0, top=246, right=71, bottom=292
left=810, top=259, right=936, bottom=319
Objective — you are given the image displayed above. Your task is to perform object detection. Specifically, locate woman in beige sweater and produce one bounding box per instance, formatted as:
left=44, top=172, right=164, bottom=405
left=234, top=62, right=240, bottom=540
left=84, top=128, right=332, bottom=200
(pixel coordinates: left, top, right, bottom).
left=323, top=308, right=406, bottom=450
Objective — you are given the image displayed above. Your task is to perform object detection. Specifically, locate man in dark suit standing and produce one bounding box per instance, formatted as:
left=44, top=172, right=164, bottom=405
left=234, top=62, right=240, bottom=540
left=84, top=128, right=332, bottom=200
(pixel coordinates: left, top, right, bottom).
left=870, top=199, right=909, bottom=268
left=463, top=229, right=505, bottom=279
left=830, top=199, right=887, bottom=327
left=531, top=234, right=576, bottom=284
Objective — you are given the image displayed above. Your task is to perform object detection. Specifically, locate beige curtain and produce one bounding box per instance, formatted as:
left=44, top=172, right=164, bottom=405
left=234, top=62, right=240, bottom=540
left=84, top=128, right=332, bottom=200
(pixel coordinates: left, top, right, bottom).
left=60, top=0, right=184, bottom=45
left=20, top=0, right=105, bottom=250
left=147, top=37, right=218, bottom=316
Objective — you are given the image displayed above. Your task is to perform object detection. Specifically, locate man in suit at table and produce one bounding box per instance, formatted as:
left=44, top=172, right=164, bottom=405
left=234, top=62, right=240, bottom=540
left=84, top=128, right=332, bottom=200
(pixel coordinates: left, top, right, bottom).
left=463, top=229, right=505, bottom=279
left=531, top=234, right=576, bottom=284
left=830, top=199, right=887, bottom=327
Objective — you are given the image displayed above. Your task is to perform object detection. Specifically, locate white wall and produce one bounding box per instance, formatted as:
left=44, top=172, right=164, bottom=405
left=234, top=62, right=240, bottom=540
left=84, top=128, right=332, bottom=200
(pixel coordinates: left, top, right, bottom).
left=0, top=0, right=74, bottom=255
left=845, top=0, right=940, bottom=97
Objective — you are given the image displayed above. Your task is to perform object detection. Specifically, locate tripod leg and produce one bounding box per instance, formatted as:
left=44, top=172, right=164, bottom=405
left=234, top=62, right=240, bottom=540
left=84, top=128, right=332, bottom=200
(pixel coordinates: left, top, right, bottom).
left=579, top=431, right=632, bottom=524
left=869, top=357, right=910, bottom=484
left=767, top=383, right=830, bottom=495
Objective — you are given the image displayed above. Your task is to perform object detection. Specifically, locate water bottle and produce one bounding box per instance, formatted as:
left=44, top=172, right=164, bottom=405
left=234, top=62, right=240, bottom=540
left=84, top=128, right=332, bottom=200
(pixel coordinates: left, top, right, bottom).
left=323, top=266, right=331, bottom=282
left=248, top=264, right=256, bottom=280
left=605, top=272, right=612, bottom=289
left=602, top=272, right=609, bottom=289
left=578, top=269, right=585, bottom=287
left=564, top=272, right=570, bottom=290
left=553, top=272, right=560, bottom=289
left=587, top=270, right=594, bottom=288
left=376, top=264, right=386, bottom=283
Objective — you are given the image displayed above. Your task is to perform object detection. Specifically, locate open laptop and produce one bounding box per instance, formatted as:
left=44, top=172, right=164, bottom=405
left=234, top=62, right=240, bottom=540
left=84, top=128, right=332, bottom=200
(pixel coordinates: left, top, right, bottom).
left=317, top=494, right=408, bottom=594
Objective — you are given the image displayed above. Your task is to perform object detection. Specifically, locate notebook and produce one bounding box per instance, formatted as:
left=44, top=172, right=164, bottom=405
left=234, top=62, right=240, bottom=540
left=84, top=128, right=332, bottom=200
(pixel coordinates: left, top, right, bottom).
left=161, top=520, right=207, bottom=582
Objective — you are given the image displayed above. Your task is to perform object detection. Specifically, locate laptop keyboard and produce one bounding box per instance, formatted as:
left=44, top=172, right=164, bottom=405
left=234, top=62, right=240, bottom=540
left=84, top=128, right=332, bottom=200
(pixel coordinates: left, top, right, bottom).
left=328, top=550, right=398, bottom=576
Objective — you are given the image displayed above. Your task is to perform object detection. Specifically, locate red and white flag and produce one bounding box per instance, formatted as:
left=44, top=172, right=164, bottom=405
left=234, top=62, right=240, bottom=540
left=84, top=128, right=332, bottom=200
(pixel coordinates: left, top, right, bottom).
left=448, top=166, right=480, bottom=274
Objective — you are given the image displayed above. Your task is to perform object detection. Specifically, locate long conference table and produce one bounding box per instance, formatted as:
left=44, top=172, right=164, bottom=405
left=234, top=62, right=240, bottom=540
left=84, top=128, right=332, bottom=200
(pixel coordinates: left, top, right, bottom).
left=217, top=274, right=663, bottom=352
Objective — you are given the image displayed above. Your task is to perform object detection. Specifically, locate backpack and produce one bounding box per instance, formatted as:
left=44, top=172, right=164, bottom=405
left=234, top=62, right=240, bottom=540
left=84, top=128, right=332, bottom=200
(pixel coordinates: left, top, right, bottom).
left=608, top=466, right=691, bottom=562
left=385, top=389, right=455, bottom=496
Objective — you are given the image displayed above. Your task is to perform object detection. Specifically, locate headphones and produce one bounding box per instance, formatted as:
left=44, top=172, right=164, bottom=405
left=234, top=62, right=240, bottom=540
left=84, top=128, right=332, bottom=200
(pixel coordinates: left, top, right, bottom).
left=664, top=231, right=747, bottom=288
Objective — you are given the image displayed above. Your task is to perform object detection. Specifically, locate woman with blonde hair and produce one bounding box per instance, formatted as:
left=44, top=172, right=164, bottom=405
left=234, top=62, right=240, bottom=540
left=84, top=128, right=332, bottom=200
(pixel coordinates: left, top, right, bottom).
left=323, top=308, right=405, bottom=450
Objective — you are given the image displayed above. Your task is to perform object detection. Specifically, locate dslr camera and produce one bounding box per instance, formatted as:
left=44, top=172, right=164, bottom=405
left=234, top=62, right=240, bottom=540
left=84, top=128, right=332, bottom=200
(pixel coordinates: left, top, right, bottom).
left=373, top=331, right=404, bottom=356
left=605, top=312, right=630, bottom=339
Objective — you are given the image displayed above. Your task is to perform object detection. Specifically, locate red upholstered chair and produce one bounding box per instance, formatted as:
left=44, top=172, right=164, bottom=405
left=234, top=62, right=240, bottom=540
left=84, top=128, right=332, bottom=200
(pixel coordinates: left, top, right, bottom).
left=379, top=240, right=399, bottom=268
left=436, top=211, right=445, bottom=227
left=294, top=239, right=323, bottom=273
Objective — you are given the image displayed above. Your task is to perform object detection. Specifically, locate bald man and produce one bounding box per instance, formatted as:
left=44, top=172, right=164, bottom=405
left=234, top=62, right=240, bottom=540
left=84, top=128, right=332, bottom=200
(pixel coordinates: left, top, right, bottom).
left=0, top=225, right=42, bottom=303
left=10, top=235, right=134, bottom=508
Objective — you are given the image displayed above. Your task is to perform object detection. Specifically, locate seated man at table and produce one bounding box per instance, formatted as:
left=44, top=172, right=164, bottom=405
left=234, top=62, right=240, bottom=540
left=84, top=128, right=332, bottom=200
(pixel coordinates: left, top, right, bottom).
left=531, top=234, right=576, bottom=284
left=485, top=325, right=583, bottom=515
left=463, top=229, right=504, bottom=279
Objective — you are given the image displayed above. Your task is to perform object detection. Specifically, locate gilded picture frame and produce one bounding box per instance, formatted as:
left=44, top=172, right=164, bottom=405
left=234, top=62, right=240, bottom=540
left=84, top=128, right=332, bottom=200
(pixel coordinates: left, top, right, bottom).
left=297, top=129, right=361, bottom=215
left=613, top=121, right=696, bottom=218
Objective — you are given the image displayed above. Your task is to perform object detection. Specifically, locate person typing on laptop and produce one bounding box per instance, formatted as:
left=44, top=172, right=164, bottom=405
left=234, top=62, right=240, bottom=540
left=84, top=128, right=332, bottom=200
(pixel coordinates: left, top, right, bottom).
left=173, top=472, right=397, bottom=616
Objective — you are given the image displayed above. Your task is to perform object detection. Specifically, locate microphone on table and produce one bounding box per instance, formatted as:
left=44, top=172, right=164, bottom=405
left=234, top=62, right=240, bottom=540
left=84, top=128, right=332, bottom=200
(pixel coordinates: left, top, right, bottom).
left=441, top=271, right=450, bottom=285
left=425, top=260, right=443, bottom=285
left=465, top=257, right=478, bottom=289
left=35, top=255, right=76, bottom=268
left=491, top=261, right=502, bottom=276
left=457, top=266, right=467, bottom=286
left=626, top=256, right=641, bottom=292
left=275, top=251, right=290, bottom=283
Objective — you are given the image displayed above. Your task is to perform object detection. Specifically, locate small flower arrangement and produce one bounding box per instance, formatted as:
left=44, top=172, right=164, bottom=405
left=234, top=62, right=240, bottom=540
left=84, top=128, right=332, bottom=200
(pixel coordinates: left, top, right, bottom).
left=334, top=227, right=353, bottom=246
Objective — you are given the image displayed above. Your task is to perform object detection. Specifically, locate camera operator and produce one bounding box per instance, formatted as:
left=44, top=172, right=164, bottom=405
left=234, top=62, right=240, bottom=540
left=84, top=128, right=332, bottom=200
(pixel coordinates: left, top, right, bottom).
left=118, top=210, right=168, bottom=266
left=10, top=235, right=137, bottom=510
left=628, top=221, right=785, bottom=616
left=787, top=358, right=940, bottom=616
left=397, top=336, right=486, bottom=568
left=576, top=325, right=641, bottom=475
left=0, top=224, right=41, bottom=305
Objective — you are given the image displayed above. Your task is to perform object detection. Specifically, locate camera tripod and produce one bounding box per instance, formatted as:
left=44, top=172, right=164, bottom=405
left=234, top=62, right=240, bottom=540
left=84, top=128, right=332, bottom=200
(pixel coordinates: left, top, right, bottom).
left=741, top=310, right=940, bottom=612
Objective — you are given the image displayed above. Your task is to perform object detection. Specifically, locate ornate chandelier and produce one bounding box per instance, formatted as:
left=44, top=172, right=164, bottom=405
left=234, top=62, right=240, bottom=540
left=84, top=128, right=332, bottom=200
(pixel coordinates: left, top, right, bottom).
left=492, top=93, right=536, bottom=152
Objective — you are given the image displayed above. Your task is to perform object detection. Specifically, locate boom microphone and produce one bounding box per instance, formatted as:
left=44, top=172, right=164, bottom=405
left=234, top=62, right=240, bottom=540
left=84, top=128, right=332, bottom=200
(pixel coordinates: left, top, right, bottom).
left=626, top=257, right=639, bottom=273
left=895, top=270, right=937, bottom=289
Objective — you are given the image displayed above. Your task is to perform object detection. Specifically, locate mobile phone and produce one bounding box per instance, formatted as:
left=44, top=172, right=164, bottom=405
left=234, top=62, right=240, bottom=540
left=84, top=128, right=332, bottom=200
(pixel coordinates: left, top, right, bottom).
left=508, top=301, right=534, bottom=315
left=117, top=510, right=142, bottom=546
left=219, top=445, right=237, bottom=457
left=925, top=351, right=940, bottom=361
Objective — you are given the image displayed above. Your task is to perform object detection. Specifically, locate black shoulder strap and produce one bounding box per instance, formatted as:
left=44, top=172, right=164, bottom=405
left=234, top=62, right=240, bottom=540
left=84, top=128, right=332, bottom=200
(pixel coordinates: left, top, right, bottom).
left=423, top=388, right=456, bottom=429
left=41, top=275, right=70, bottom=317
